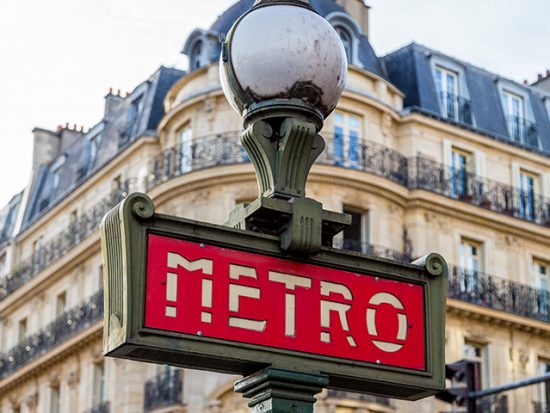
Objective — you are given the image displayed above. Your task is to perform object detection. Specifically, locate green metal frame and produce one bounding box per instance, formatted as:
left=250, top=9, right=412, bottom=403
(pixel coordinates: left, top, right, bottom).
left=101, top=192, right=448, bottom=401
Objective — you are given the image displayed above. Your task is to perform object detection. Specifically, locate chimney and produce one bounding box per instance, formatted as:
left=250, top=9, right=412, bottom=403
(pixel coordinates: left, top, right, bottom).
left=333, top=0, right=370, bottom=36
left=104, top=87, right=124, bottom=118
left=31, top=127, right=61, bottom=172
left=59, top=124, right=84, bottom=152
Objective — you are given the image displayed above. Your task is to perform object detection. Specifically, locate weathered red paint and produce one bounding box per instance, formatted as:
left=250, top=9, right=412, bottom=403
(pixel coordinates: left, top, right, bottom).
left=144, top=234, right=426, bottom=371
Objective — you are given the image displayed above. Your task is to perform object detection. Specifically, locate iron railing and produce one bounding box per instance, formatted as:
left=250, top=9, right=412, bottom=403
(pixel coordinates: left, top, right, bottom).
left=83, top=401, right=110, bottom=413
left=0, top=290, right=103, bottom=380
left=448, top=266, right=550, bottom=323
left=409, top=156, right=550, bottom=225
left=438, top=91, right=473, bottom=125
left=506, top=115, right=539, bottom=148
left=144, top=368, right=184, bottom=412
left=335, top=239, right=412, bottom=263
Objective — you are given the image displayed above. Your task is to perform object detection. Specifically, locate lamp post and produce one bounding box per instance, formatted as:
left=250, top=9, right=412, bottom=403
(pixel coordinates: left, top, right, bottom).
left=221, top=0, right=350, bottom=256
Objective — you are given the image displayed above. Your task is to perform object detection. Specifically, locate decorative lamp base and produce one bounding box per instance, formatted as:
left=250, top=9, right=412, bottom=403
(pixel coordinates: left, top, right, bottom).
left=235, top=368, right=328, bottom=413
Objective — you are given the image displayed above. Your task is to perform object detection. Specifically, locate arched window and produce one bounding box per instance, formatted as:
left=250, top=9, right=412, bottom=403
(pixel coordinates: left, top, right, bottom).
left=334, top=26, right=352, bottom=63
left=190, top=41, right=203, bottom=70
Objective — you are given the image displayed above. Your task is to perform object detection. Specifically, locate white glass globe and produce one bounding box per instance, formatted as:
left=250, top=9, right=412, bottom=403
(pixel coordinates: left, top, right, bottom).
left=220, top=4, right=347, bottom=122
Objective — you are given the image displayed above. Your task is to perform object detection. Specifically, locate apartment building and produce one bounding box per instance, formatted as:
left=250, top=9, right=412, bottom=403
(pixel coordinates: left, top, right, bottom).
left=0, top=0, right=549, bottom=412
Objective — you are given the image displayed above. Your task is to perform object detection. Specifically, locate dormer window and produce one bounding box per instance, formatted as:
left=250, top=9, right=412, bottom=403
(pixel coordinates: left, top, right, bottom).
left=334, top=26, right=352, bottom=63
left=501, top=90, right=525, bottom=142
left=190, top=41, right=203, bottom=71
left=435, top=66, right=458, bottom=119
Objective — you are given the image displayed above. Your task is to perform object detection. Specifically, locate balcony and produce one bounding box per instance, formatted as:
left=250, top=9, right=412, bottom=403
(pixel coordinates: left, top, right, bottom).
left=506, top=115, right=539, bottom=149
left=409, top=156, right=550, bottom=226
left=448, top=266, right=549, bottom=323
left=144, top=369, right=184, bottom=412
left=0, top=290, right=103, bottom=380
left=83, top=402, right=110, bottom=413
left=438, top=91, right=473, bottom=125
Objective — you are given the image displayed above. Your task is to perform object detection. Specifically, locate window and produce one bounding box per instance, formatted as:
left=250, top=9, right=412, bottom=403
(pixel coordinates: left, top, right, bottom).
left=341, top=207, right=368, bottom=253
left=334, top=26, right=352, bottom=62
left=501, top=91, right=525, bottom=141
left=18, top=317, right=27, bottom=342
left=56, top=291, right=67, bottom=318
left=537, top=359, right=550, bottom=408
left=127, top=96, right=144, bottom=138
left=519, top=170, right=537, bottom=221
left=190, top=41, right=203, bottom=70
left=178, top=125, right=193, bottom=174
left=50, top=385, right=61, bottom=413
left=450, top=148, right=472, bottom=198
left=51, top=165, right=63, bottom=197
left=464, top=340, right=490, bottom=388
left=93, top=362, right=105, bottom=405
left=333, top=112, right=361, bottom=168
left=533, top=259, right=549, bottom=316
left=459, top=238, right=483, bottom=294
left=435, top=66, right=459, bottom=120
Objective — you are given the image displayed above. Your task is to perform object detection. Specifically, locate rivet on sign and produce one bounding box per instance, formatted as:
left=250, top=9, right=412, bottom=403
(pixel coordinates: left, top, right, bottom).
left=375, top=277, right=379, bottom=282
left=200, top=243, right=205, bottom=248
left=197, top=331, right=203, bottom=336
left=376, top=360, right=381, bottom=365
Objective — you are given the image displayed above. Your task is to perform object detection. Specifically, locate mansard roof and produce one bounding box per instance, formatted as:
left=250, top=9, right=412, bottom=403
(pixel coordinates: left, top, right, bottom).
left=382, top=43, right=550, bottom=155
left=21, top=66, right=184, bottom=229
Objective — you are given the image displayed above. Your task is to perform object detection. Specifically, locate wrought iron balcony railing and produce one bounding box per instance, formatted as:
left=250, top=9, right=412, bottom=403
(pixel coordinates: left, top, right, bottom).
left=0, top=290, right=103, bottom=380
left=448, top=266, right=550, bottom=323
left=438, top=91, right=473, bottom=125
left=409, top=156, right=550, bottom=225
left=0, top=180, right=137, bottom=303
left=144, top=368, right=184, bottom=412
left=335, top=239, right=412, bottom=263
left=506, top=115, right=539, bottom=148
left=83, top=401, right=110, bottom=413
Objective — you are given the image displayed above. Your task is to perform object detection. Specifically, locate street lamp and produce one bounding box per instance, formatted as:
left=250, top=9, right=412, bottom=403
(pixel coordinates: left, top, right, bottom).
left=221, top=0, right=349, bottom=255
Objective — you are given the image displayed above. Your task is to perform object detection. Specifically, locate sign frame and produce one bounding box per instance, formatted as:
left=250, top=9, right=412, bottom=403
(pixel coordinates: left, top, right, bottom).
left=101, top=193, right=448, bottom=401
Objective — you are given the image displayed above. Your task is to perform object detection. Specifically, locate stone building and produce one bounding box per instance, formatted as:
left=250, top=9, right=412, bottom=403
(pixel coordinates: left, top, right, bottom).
left=1, top=0, right=549, bottom=412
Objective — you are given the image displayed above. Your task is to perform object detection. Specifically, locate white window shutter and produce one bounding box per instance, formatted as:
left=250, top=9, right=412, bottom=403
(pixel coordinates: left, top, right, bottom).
left=474, top=151, right=486, bottom=178
left=511, top=161, right=520, bottom=188
left=442, top=139, right=452, bottom=166
left=542, top=173, right=550, bottom=198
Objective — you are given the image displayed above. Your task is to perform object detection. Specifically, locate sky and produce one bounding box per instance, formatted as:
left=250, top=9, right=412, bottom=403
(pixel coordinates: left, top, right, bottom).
left=0, top=0, right=548, bottom=207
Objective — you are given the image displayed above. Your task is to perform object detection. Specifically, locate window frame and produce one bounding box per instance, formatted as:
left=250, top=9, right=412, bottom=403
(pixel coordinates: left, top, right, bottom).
left=435, top=65, right=459, bottom=120
left=463, top=339, right=491, bottom=389
left=333, top=111, right=362, bottom=169
left=519, top=169, right=538, bottom=221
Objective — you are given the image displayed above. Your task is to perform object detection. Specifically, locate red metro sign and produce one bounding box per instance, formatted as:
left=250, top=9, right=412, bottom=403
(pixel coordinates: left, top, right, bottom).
left=145, top=235, right=426, bottom=370
left=101, top=194, right=447, bottom=400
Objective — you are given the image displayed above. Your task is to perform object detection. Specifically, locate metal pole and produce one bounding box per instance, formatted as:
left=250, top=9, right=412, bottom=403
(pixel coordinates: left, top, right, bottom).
left=469, top=372, right=550, bottom=399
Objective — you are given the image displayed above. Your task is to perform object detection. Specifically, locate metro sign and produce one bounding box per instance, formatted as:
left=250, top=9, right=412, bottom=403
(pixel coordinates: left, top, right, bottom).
left=101, top=194, right=447, bottom=400
left=146, top=235, right=425, bottom=370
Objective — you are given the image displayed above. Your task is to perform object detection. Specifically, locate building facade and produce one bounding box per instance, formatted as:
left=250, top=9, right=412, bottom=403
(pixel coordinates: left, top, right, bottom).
left=1, top=1, right=550, bottom=412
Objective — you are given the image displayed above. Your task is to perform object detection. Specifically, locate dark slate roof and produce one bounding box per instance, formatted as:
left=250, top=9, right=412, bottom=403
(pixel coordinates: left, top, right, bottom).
left=207, top=0, right=387, bottom=78
left=0, top=192, right=22, bottom=246
left=382, top=43, right=550, bottom=155
left=22, top=66, right=184, bottom=228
